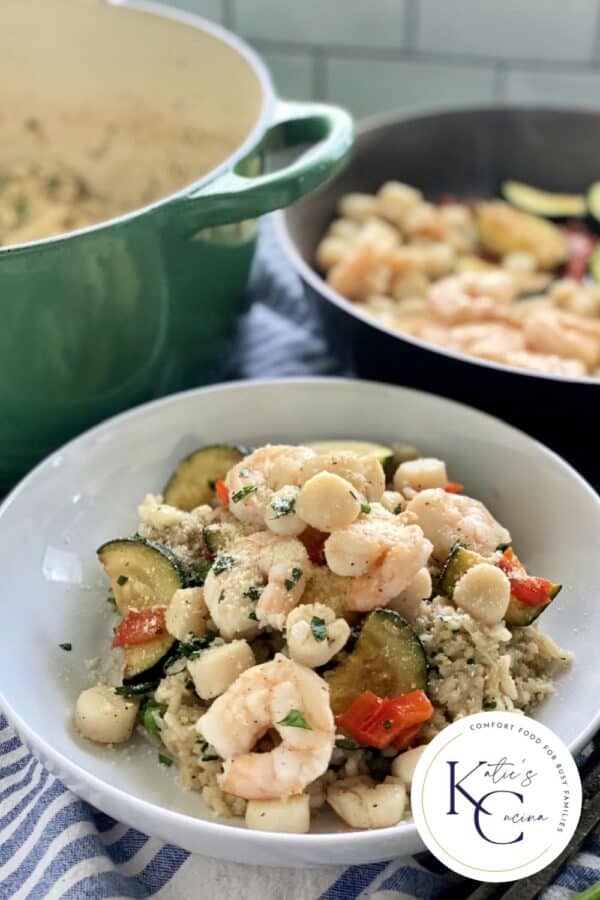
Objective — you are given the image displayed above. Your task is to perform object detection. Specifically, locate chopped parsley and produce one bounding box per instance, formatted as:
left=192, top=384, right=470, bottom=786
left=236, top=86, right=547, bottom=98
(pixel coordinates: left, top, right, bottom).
left=248, top=611, right=258, bottom=621
left=284, top=567, right=303, bottom=591
left=213, top=554, right=236, bottom=575
left=483, top=698, right=497, bottom=710
left=271, top=494, right=296, bottom=519
left=243, top=585, right=263, bottom=602
left=194, top=557, right=213, bottom=583
left=277, top=709, right=312, bottom=730
left=466, top=657, right=475, bottom=665
left=142, top=700, right=166, bottom=735
left=177, top=633, right=218, bottom=661
left=360, top=503, right=371, bottom=514
left=335, top=736, right=360, bottom=751
left=58, top=642, right=72, bottom=651
left=310, top=616, right=327, bottom=643
left=115, top=682, right=155, bottom=698
left=158, top=753, right=173, bottom=767
left=231, top=485, right=258, bottom=503
left=117, top=575, right=128, bottom=586
left=383, top=719, right=392, bottom=730
left=393, top=503, right=403, bottom=515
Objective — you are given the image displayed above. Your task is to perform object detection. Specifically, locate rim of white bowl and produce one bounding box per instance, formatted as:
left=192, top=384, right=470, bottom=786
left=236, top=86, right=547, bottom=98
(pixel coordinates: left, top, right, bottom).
left=0, top=0, right=275, bottom=256
left=0, top=376, right=598, bottom=850
left=273, top=100, right=600, bottom=388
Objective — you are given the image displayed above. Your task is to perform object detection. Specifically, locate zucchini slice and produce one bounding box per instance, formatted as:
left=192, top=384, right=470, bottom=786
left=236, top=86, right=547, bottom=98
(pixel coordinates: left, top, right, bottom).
left=438, top=542, right=561, bottom=627
left=504, top=586, right=561, bottom=628
left=98, top=538, right=185, bottom=617
left=589, top=243, right=600, bottom=283
left=98, top=538, right=185, bottom=681
left=326, top=609, right=428, bottom=715
left=587, top=182, right=600, bottom=225
left=439, top=542, right=487, bottom=598
left=307, top=440, right=394, bottom=478
left=164, top=445, right=245, bottom=511
left=477, top=202, right=569, bottom=270
left=502, top=180, right=586, bottom=219
left=123, top=633, right=175, bottom=683
left=202, top=520, right=255, bottom=556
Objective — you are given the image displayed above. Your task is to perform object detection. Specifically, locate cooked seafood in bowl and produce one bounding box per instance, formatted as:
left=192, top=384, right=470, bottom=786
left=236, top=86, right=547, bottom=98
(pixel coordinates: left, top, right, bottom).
left=75, top=439, right=570, bottom=834
left=315, top=181, right=600, bottom=379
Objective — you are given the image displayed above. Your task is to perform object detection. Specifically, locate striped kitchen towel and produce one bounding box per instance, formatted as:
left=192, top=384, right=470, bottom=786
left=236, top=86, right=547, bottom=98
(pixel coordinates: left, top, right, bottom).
left=1, top=219, right=599, bottom=899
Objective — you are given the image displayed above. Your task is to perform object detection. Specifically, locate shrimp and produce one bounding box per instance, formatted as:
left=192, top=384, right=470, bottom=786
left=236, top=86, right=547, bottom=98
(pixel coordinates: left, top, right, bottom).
left=203, top=531, right=311, bottom=636
left=405, top=488, right=511, bottom=560
left=428, top=270, right=515, bottom=325
left=324, top=504, right=433, bottom=612
left=197, top=654, right=335, bottom=800
left=523, top=308, right=600, bottom=370
left=479, top=349, right=587, bottom=377
left=225, top=445, right=313, bottom=530
left=295, top=451, right=385, bottom=502
left=448, top=322, right=526, bottom=358
left=226, top=445, right=386, bottom=532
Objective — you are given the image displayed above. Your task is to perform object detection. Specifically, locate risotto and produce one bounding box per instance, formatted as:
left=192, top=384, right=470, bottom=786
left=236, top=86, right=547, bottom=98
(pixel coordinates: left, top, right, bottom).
left=74, top=440, right=570, bottom=833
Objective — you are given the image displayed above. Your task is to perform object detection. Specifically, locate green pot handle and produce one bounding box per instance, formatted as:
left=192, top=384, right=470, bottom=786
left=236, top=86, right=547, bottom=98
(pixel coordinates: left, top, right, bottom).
left=174, top=99, right=354, bottom=233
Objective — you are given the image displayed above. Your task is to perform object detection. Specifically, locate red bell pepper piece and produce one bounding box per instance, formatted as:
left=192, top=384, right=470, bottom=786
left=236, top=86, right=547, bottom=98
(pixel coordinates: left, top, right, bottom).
left=393, top=723, right=424, bottom=751
left=508, top=575, right=556, bottom=607
left=445, top=481, right=464, bottom=494
left=497, top=548, right=555, bottom=607
left=336, top=690, right=433, bottom=750
left=563, top=224, right=596, bottom=281
left=111, top=606, right=167, bottom=648
left=215, top=480, right=229, bottom=507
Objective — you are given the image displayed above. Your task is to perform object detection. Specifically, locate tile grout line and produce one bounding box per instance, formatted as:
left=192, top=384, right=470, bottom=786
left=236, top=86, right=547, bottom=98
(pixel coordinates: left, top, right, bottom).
left=493, top=61, right=508, bottom=102
left=312, top=48, right=326, bottom=101
left=222, top=0, right=234, bottom=31
left=592, top=0, right=600, bottom=67
left=234, top=35, right=600, bottom=75
left=404, top=0, right=419, bottom=52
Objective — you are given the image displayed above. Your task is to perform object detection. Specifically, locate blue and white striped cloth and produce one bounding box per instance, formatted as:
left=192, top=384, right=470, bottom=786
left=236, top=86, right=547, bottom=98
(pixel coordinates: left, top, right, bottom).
left=1, top=220, right=599, bottom=899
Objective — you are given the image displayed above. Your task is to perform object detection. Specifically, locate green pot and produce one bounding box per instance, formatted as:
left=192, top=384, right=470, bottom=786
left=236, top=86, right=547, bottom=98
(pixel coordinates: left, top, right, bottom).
left=0, top=0, right=353, bottom=488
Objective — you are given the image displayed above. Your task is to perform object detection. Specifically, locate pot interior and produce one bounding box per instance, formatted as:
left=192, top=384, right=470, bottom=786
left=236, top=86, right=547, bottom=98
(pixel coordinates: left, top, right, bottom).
left=0, top=0, right=264, bottom=242
left=285, top=107, right=600, bottom=262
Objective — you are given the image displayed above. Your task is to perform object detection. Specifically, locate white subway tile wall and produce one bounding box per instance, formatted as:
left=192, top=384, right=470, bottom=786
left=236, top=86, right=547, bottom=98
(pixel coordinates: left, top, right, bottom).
left=163, top=0, right=600, bottom=117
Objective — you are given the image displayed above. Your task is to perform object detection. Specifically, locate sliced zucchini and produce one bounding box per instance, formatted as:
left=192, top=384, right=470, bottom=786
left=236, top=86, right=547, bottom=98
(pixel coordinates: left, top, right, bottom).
left=439, top=543, right=487, bottom=598
left=502, top=180, right=586, bottom=219
left=203, top=520, right=255, bottom=556
left=326, top=609, right=428, bottom=715
left=478, top=202, right=569, bottom=270
left=504, top=587, right=560, bottom=628
left=307, top=440, right=394, bottom=478
left=587, top=182, right=600, bottom=225
left=589, top=243, right=600, bottom=283
left=438, top=542, right=561, bottom=627
left=98, top=538, right=185, bottom=617
left=98, top=538, right=184, bottom=681
left=390, top=441, right=421, bottom=468
left=123, top=633, right=175, bottom=683
left=164, top=445, right=245, bottom=511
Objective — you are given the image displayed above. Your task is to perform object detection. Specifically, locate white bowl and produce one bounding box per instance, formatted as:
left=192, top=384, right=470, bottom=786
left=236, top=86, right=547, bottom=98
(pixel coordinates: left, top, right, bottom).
left=0, top=378, right=598, bottom=867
